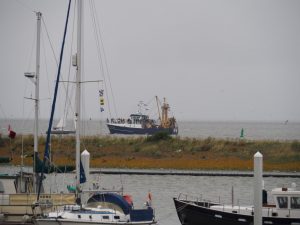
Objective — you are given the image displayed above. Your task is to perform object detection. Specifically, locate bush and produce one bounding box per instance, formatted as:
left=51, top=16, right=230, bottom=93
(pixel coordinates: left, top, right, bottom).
left=291, top=140, right=300, bottom=152
left=145, top=131, right=171, bottom=142
left=0, top=157, right=10, bottom=163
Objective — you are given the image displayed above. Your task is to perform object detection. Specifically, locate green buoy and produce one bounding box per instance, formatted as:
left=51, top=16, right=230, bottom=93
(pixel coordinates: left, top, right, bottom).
left=240, top=128, right=244, bottom=138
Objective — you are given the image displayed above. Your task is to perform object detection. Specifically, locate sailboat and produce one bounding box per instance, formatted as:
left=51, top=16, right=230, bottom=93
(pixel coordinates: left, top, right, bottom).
left=0, top=11, right=75, bottom=224
left=34, top=1, right=157, bottom=224
left=51, top=117, right=75, bottom=135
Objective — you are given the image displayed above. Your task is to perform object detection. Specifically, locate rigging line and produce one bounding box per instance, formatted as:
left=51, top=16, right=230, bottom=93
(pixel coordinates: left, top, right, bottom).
left=41, top=17, right=59, bottom=66
left=63, top=1, right=77, bottom=125
left=41, top=30, right=52, bottom=99
left=89, top=0, right=112, bottom=119
left=89, top=1, right=116, bottom=118
left=43, top=11, right=75, bottom=122
left=42, top=16, right=68, bottom=117
left=20, top=106, right=35, bottom=134
left=26, top=23, right=36, bottom=72
left=92, top=0, right=118, bottom=118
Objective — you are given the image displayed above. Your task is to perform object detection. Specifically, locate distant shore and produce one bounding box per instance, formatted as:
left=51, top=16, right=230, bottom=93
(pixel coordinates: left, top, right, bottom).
left=0, top=134, right=300, bottom=171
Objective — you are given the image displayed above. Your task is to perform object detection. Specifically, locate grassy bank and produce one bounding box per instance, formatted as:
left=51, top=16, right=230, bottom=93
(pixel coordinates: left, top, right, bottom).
left=0, top=134, right=300, bottom=171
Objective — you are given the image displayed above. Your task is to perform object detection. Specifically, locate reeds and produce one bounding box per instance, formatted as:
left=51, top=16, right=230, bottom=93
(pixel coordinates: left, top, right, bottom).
left=1, top=135, right=299, bottom=171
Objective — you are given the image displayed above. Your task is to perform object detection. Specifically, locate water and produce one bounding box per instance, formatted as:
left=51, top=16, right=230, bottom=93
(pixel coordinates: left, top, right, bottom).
left=1, top=166, right=300, bottom=225
left=1, top=119, right=300, bottom=140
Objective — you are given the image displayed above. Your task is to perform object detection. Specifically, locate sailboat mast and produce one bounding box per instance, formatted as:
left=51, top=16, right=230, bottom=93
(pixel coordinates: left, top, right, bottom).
left=75, top=0, right=83, bottom=189
left=34, top=11, right=41, bottom=192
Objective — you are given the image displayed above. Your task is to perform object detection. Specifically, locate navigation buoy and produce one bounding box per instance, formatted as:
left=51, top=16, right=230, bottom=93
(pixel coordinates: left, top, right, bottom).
left=240, top=128, right=244, bottom=138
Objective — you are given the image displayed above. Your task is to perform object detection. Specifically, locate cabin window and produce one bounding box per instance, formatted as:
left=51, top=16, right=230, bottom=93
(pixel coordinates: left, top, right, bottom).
left=114, top=216, right=120, bottom=219
left=0, top=181, right=4, bottom=193
left=277, top=196, right=288, bottom=208
left=103, top=216, right=109, bottom=220
left=291, top=197, right=300, bottom=209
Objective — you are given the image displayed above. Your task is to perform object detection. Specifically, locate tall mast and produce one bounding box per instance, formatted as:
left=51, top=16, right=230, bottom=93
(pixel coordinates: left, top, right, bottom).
left=75, top=0, right=83, bottom=190
left=34, top=11, right=41, bottom=192
left=24, top=11, right=41, bottom=193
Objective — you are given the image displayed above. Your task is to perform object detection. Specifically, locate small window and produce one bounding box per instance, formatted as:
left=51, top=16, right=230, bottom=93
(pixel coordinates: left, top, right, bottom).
left=277, top=197, right=288, bottom=208
left=114, top=216, right=120, bottom=220
left=0, top=181, right=4, bottom=193
left=103, top=216, right=109, bottom=220
left=291, top=197, right=300, bottom=209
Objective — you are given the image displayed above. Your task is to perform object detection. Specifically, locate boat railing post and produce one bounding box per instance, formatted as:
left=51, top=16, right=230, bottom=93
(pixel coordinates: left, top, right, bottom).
left=219, top=196, right=221, bottom=204
left=238, top=199, right=240, bottom=213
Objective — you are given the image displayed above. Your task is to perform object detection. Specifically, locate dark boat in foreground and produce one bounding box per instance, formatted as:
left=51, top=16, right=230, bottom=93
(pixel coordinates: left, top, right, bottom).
left=107, top=96, right=178, bottom=135
left=174, top=184, right=300, bottom=225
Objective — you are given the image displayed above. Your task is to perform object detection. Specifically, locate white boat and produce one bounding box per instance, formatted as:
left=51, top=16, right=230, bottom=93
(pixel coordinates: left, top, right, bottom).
left=33, top=0, right=157, bottom=224
left=35, top=192, right=156, bottom=225
left=51, top=117, right=75, bottom=135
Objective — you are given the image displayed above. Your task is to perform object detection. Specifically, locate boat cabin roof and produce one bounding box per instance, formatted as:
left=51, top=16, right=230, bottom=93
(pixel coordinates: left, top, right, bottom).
left=130, top=114, right=149, bottom=120
left=271, top=187, right=300, bottom=196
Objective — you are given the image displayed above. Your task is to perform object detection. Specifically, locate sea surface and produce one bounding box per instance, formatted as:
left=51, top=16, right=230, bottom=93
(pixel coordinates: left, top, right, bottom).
left=1, top=165, right=300, bottom=225
left=1, top=119, right=300, bottom=140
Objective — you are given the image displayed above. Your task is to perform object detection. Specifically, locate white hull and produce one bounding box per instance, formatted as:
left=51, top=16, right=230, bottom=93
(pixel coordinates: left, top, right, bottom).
left=34, top=219, right=156, bottom=225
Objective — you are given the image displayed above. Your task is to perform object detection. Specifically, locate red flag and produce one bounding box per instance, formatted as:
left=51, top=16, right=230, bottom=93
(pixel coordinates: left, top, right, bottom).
left=148, top=192, right=152, bottom=201
left=8, top=125, right=16, bottom=139
left=146, top=192, right=152, bottom=207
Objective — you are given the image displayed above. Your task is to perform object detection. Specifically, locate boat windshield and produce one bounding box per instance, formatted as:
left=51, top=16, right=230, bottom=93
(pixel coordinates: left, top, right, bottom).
left=291, top=197, right=300, bottom=209
left=277, top=196, right=288, bottom=208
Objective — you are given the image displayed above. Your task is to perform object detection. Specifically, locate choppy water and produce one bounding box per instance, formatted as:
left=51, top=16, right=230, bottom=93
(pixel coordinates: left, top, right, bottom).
left=1, top=166, right=300, bottom=225
left=1, top=119, right=300, bottom=140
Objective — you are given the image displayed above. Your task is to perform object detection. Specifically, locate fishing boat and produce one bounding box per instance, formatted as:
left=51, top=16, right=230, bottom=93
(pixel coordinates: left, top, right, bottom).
left=34, top=1, right=157, bottom=224
left=107, top=96, right=178, bottom=135
left=174, top=184, right=300, bottom=225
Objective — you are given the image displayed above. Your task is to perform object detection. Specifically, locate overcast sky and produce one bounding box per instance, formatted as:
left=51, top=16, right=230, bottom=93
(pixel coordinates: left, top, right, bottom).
left=0, top=0, right=300, bottom=122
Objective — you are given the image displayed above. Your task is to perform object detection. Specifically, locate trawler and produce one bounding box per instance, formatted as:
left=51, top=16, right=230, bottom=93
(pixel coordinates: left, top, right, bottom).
left=107, top=96, right=178, bottom=135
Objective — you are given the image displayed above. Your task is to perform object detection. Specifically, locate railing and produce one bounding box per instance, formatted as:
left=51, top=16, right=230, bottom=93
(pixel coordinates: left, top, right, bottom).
left=177, top=193, right=249, bottom=214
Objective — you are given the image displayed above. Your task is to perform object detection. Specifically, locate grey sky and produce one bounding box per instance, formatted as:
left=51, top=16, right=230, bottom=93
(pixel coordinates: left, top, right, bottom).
left=0, top=0, right=300, bottom=122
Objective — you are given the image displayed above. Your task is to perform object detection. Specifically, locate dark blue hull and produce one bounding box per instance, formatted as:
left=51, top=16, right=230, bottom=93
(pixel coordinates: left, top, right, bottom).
left=174, top=198, right=300, bottom=225
left=107, top=124, right=178, bottom=135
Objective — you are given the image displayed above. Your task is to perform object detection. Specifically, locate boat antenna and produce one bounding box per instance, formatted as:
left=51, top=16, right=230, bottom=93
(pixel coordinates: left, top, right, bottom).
left=36, top=0, right=72, bottom=202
